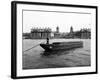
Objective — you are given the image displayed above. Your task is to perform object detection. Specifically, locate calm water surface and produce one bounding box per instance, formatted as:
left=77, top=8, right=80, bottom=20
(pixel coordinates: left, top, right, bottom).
left=23, top=39, right=91, bottom=69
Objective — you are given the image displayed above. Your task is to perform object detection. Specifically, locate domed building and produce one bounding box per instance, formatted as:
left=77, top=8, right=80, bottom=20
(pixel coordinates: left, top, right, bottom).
left=54, top=26, right=61, bottom=38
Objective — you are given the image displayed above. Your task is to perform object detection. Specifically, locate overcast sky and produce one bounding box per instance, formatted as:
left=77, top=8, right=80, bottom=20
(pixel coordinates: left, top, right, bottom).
left=23, top=10, right=91, bottom=33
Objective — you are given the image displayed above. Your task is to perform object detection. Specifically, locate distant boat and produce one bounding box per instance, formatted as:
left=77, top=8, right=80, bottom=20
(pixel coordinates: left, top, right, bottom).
left=40, top=41, right=83, bottom=51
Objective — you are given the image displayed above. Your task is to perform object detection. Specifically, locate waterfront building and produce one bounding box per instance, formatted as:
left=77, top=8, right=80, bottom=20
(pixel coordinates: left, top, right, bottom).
left=68, top=26, right=74, bottom=38
left=23, top=33, right=30, bottom=39
left=64, top=27, right=91, bottom=39
left=30, top=28, right=52, bottom=39
left=23, top=26, right=91, bottom=39
left=54, top=26, right=61, bottom=38
left=56, top=26, right=59, bottom=33
left=80, top=28, right=91, bottom=39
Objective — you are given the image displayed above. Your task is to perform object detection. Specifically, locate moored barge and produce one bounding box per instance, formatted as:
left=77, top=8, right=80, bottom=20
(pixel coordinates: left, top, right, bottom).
left=40, top=38, right=83, bottom=51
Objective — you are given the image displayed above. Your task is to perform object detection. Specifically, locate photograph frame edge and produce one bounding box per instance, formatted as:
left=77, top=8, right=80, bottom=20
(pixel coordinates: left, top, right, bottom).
left=11, top=1, right=98, bottom=79
left=11, top=1, right=17, bottom=79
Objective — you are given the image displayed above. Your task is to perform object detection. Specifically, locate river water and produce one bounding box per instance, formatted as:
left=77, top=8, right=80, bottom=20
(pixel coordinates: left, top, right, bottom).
left=23, top=39, right=91, bottom=69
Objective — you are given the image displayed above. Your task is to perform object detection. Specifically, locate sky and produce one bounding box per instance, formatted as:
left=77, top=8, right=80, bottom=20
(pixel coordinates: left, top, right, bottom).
left=23, top=10, right=91, bottom=33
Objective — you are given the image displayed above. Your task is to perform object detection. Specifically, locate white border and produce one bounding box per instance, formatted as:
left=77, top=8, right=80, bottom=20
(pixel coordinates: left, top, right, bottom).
left=17, top=3, right=96, bottom=77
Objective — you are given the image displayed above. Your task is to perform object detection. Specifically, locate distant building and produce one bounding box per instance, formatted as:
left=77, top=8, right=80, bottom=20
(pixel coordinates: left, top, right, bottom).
left=66, top=26, right=74, bottom=38
left=23, top=33, right=30, bottom=39
left=54, top=26, right=61, bottom=38
left=70, top=26, right=73, bottom=33
left=56, top=26, right=59, bottom=33
left=23, top=26, right=91, bottom=39
left=30, top=28, right=51, bottom=39
left=70, top=26, right=74, bottom=38
left=80, top=28, right=91, bottom=39
left=64, top=27, right=91, bottom=39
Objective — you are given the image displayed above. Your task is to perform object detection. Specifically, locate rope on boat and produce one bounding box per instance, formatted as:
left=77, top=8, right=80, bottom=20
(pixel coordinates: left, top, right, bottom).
left=23, top=41, right=45, bottom=52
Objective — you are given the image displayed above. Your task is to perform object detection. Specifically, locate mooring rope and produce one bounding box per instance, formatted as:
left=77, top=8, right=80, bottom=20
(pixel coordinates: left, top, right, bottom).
left=23, top=41, right=45, bottom=52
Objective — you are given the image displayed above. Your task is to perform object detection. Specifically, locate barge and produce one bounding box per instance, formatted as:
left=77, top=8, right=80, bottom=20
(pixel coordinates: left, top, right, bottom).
left=40, top=38, right=83, bottom=51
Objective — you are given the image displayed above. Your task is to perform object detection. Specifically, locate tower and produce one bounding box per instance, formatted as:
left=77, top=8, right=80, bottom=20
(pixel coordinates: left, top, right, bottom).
left=70, top=26, right=74, bottom=38
left=56, top=26, right=59, bottom=33
left=70, top=26, right=73, bottom=33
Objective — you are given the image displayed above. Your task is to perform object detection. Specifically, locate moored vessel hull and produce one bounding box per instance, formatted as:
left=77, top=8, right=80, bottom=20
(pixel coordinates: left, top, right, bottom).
left=40, top=41, right=83, bottom=51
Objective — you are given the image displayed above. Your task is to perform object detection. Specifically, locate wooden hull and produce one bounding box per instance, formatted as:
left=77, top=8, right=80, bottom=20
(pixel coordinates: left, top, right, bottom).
left=40, top=41, right=83, bottom=51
